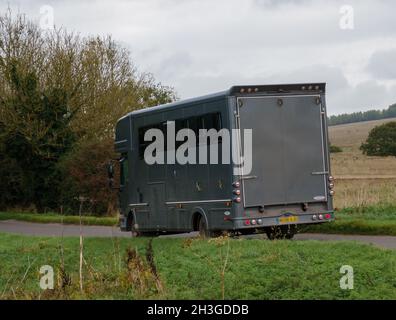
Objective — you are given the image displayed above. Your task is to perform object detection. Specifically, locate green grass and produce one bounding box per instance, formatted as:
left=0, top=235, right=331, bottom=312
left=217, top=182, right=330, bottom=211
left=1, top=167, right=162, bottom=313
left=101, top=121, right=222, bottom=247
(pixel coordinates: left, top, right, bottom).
left=0, top=211, right=117, bottom=226
left=303, top=204, right=396, bottom=236
left=0, top=233, right=395, bottom=300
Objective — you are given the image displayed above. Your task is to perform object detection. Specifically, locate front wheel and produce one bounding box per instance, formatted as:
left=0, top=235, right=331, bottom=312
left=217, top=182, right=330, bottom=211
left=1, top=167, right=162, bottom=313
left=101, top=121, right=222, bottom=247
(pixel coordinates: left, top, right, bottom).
left=131, top=222, right=140, bottom=237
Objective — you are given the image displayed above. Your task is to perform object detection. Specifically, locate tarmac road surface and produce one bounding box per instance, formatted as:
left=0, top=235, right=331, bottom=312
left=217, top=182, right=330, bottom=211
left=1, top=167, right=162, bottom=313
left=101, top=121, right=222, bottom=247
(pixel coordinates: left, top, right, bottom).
left=0, top=219, right=395, bottom=249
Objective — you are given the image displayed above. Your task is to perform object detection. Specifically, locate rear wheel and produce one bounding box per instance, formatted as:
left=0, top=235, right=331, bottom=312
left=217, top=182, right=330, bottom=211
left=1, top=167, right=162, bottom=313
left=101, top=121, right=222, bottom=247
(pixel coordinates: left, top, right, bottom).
left=198, top=216, right=209, bottom=238
left=197, top=216, right=221, bottom=238
left=265, top=225, right=297, bottom=240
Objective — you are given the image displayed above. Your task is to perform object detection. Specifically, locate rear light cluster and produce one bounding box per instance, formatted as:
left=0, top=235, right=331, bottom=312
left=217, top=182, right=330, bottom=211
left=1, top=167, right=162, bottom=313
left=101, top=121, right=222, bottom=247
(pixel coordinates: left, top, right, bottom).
left=244, top=219, right=263, bottom=226
left=312, top=213, right=332, bottom=221
left=328, top=175, right=335, bottom=196
left=233, top=181, right=241, bottom=203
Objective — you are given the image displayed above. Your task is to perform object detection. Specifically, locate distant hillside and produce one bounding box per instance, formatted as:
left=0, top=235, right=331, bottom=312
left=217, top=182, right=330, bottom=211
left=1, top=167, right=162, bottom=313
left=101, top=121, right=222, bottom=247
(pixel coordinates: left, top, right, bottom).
left=328, top=104, right=396, bottom=126
left=329, top=117, right=396, bottom=150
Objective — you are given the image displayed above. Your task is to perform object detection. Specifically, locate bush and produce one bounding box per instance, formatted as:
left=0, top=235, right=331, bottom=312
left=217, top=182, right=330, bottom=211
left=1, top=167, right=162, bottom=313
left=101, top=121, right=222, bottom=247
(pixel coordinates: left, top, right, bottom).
left=329, top=145, right=342, bottom=153
left=360, top=122, right=396, bottom=156
left=60, top=139, right=119, bottom=216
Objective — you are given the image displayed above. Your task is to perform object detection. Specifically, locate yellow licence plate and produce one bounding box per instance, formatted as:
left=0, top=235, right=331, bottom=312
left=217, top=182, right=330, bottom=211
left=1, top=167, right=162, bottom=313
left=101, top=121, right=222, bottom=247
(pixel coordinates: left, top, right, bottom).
left=279, top=216, right=299, bottom=224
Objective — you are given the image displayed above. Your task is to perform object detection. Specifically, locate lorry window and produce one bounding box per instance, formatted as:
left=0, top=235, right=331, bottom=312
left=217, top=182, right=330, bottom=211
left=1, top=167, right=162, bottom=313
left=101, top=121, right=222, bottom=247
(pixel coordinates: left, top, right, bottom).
left=138, top=113, right=222, bottom=157
left=175, top=118, right=188, bottom=148
left=120, top=156, right=129, bottom=186
left=138, top=126, right=147, bottom=159
left=187, top=112, right=222, bottom=145
left=138, top=122, right=168, bottom=158
left=187, top=116, right=198, bottom=137
left=203, top=112, right=222, bottom=131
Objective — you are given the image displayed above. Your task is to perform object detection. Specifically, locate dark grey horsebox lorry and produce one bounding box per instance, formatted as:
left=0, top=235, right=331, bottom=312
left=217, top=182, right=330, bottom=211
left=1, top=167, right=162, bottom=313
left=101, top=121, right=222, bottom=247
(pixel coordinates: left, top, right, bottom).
left=109, top=83, right=334, bottom=239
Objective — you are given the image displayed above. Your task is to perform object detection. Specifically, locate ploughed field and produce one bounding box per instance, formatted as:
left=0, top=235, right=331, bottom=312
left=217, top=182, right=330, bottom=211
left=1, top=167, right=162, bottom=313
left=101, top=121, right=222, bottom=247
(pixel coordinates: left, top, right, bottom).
left=0, top=233, right=395, bottom=300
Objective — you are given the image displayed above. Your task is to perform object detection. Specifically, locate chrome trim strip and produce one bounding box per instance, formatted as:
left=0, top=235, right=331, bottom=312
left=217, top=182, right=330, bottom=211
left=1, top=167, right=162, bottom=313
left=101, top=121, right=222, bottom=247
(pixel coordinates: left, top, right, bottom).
left=311, top=171, right=329, bottom=175
left=128, top=203, right=149, bottom=207
left=165, top=199, right=232, bottom=205
left=241, top=175, right=258, bottom=180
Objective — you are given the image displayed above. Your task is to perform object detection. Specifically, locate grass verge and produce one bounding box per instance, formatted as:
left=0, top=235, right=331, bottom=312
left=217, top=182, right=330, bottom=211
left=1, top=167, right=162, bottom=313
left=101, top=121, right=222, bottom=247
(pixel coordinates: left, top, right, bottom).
left=0, top=212, right=117, bottom=226
left=0, top=233, right=395, bottom=300
left=302, top=204, right=396, bottom=236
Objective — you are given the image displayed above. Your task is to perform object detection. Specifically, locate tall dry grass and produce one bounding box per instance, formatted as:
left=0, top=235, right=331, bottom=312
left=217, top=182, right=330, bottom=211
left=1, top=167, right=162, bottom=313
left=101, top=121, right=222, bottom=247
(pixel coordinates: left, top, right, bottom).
left=329, top=118, right=396, bottom=208
left=333, top=178, right=396, bottom=208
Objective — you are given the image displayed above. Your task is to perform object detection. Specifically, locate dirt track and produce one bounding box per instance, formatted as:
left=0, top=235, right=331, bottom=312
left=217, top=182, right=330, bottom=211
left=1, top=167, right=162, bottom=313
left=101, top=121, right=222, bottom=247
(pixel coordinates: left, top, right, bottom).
left=0, top=219, right=395, bottom=249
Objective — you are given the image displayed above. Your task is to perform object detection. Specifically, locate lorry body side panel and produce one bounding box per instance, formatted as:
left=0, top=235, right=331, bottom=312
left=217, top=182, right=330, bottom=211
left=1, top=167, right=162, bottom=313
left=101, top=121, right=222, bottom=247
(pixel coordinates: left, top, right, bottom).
left=127, top=95, right=233, bottom=232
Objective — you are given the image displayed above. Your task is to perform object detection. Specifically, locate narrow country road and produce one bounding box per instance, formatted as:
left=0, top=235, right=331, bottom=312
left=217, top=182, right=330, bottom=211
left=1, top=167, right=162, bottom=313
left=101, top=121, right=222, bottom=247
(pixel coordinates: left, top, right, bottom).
left=0, top=219, right=395, bottom=249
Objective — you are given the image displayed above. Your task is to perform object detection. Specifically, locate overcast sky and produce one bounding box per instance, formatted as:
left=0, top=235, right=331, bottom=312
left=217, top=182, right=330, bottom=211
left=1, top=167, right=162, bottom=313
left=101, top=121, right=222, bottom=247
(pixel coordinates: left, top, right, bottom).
left=2, top=0, right=396, bottom=115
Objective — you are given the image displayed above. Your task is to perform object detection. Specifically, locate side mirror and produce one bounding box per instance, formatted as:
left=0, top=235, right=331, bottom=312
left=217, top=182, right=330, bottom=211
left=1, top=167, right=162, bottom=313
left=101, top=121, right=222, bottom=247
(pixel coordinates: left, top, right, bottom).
left=107, top=162, right=114, bottom=188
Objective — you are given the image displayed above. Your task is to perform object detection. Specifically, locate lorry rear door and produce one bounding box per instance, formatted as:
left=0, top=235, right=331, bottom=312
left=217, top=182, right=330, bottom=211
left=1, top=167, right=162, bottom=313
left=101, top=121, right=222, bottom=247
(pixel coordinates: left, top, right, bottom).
left=237, top=95, right=328, bottom=207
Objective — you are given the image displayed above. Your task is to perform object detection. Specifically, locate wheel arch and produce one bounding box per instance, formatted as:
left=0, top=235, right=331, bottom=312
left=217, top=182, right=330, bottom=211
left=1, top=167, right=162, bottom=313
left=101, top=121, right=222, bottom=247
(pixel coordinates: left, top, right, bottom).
left=191, top=207, right=209, bottom=231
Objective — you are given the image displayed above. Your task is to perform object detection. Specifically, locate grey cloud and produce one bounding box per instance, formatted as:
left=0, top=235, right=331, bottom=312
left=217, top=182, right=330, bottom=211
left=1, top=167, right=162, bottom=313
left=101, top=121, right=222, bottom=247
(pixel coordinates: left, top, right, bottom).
left=170, top=64, right=395, bottom=115
left=366, top=49, right=396, bottom=80
left=333, top=81, right=396, bottom=116
left=154, top=52, right=194, bottom=79
left=2, top=0, right=396, bottom=115
left=254, top=0, right=313, bottom=9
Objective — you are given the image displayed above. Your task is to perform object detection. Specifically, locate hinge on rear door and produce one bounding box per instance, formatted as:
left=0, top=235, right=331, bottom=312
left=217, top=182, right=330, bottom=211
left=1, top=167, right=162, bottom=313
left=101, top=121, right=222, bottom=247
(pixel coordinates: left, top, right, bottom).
left=311, top=171, right=329, bottom=175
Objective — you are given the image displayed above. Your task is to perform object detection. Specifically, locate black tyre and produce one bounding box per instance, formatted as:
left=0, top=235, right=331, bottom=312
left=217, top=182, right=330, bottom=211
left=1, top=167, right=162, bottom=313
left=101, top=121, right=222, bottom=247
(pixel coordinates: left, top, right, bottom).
left=198, top=216, right=223, bottom=238
left=198, top=216, right=209, bottom=238
left=265, top=225, right=297, bottom=240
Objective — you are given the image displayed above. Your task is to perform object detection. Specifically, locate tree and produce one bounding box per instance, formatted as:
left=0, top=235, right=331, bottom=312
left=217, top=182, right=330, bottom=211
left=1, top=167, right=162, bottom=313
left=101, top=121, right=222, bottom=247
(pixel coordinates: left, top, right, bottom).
left=0, top=10, right=176, bottom=213
left=0, top=61, right=76, bottom=211
left=328, top=104, right=396, bottom=126
left=60, top=138, right=119, bottom=215
left=360, top=122, right=396, bottom=157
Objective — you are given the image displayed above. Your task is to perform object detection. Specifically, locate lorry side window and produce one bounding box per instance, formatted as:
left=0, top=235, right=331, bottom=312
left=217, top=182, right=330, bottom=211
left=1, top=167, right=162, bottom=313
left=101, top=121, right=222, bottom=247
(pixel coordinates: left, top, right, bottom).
left=138, top=123, right=165, bottom=159
left=138, top=112, right=222, bottom=157
left=187, top=113, right=222, bottom=145
left=120, top=155, right=128, bottom=186
left=203, top=113, right=222, bottom=131
left=138, top=126, right=148, bottom=160
left=175, top=118, right=188, bottom=148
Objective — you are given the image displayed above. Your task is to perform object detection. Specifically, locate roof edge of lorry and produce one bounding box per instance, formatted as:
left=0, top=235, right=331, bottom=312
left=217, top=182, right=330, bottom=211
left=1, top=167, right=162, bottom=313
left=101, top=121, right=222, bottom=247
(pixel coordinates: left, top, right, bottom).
left=117, top=82, right=326, bottom=122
